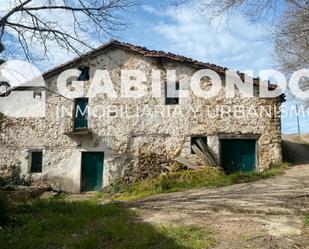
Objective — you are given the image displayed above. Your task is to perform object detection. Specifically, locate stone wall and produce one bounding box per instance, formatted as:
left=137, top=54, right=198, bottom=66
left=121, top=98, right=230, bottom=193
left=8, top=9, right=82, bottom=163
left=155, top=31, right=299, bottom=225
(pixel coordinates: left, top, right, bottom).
left=0, top=47, right=282, bottom=193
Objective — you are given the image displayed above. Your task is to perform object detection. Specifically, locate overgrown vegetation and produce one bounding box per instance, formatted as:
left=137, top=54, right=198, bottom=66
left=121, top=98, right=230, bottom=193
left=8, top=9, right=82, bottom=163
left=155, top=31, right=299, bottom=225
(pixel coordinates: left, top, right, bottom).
left=0, top=192, right=10, bottom=226
left=0, top=200, right=214, bottom=249
left=105, top=163, right=289, bottom=200
left=0, top=163, right=32, bottom=187
left=305, top=213, right=309, bottom=226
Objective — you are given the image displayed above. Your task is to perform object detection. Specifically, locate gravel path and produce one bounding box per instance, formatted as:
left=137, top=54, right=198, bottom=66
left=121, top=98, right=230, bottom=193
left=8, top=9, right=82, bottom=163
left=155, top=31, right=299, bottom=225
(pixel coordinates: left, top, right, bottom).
left=128, top=165, right=309, bottom=249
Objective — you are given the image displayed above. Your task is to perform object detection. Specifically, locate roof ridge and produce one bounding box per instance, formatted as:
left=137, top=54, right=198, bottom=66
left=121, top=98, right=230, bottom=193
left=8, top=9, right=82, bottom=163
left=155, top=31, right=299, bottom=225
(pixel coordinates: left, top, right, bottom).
left=41, top=39, right=273, bottom=89
left=43, top=39, right=231, bottom=78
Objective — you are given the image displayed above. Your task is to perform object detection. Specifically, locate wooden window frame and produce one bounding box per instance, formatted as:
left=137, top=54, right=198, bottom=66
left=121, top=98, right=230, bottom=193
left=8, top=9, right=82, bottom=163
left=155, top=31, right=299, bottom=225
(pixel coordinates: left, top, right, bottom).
left=29, top=150, right=43, bottom=173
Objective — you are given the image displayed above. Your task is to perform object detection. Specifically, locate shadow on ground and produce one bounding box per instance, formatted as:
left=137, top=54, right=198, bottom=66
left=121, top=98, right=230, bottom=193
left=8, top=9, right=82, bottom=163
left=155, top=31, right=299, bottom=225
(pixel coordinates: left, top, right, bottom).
left=127, top=165, right=309, bottom=249
left=0, top=199, right=212, bottom=249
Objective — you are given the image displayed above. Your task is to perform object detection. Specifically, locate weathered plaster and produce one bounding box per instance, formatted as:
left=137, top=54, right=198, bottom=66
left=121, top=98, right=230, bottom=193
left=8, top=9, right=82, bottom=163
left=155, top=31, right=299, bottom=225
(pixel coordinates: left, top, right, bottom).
left=0, top=47, right=282, bottom=193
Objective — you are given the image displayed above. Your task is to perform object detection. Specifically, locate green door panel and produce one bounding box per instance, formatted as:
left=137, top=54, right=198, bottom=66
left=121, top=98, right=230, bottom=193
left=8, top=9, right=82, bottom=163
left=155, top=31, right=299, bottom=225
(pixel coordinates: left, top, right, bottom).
left=221, top=139, right=256, bottom=174
left=81, top=152, right=104, bottom=191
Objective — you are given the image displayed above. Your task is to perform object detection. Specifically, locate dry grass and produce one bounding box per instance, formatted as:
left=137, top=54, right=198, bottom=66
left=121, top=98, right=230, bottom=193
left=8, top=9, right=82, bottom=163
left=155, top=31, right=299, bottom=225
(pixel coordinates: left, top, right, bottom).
left=103, top=163, right=289, bottom=201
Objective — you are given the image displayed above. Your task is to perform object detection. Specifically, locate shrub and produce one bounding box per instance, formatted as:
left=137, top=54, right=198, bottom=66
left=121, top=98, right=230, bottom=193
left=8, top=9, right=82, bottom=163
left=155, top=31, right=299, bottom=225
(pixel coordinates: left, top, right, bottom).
left=107, top=179, right=129, bottom=194
left=0, top=177, right=7, bottom=188
left=6, top=163, right=32, bottom=186
left=108, top=162, right=289, bottom=200
left=0, top=162, right=32, bottom=187
left=0, top=192, right=10, bottom=226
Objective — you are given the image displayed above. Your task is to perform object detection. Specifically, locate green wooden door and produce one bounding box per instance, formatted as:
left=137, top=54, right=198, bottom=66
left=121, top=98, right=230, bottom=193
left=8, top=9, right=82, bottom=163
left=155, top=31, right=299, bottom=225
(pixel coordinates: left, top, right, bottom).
left=81, top=152, right=104, bottom=191
left=221, top=139, right=256, bottom=174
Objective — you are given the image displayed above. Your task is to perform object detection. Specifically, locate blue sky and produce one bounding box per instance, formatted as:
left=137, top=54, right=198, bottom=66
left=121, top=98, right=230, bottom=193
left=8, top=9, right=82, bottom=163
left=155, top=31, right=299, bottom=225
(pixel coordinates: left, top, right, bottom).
left=32, top=0, right=275, bottom=73
left=121, top=2, right=273, bottom=72
left=1, top=0, right=308, bottom=134
left=120, top=1, right=309, bottom=135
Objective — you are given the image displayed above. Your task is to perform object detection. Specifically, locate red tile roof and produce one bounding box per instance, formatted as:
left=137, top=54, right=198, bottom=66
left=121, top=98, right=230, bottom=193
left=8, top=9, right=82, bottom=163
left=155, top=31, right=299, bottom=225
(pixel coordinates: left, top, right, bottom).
left=43, top=39, right=271, bottom=88
left=1, top=39, right=279, bottom=97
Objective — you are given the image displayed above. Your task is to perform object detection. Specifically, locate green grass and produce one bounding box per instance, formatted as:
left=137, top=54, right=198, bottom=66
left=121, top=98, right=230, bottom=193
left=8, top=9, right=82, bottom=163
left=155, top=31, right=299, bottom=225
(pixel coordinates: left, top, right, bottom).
left=0, top=192, right=10, bottom=226
left=305, top=213, right=309, bottom=226
left=106, top=163, right=289, bottom=201
left=0, top=200, right=214, bottom=249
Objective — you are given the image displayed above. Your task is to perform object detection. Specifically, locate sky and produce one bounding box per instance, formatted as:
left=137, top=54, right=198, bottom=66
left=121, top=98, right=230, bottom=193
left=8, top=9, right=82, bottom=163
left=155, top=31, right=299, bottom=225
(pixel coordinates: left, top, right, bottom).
left=123, top=2, right=309, bottom=135
left=1, top=0, right=308, bottom=134
left=122, top=3, right=273, bottom=72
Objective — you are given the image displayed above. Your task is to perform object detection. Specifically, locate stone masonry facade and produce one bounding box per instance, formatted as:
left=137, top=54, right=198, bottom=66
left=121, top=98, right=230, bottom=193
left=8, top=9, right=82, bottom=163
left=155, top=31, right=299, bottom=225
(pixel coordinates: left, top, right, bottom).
left=0, top=41, right=282, bottom=193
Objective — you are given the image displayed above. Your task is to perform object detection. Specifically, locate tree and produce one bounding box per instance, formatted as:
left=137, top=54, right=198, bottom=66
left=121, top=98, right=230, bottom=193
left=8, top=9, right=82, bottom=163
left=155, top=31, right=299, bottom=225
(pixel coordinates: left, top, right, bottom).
left=0, top=0, right=136, bottom=62
left=275, top=4, right=309, bottom=73
left=172, top=0, right=309, bottom=73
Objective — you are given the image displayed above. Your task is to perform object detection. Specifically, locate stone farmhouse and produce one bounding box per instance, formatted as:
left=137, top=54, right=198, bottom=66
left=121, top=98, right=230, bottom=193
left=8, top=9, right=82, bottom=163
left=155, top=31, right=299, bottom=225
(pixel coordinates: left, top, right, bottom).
left=0, top=40, right=283, bottom=193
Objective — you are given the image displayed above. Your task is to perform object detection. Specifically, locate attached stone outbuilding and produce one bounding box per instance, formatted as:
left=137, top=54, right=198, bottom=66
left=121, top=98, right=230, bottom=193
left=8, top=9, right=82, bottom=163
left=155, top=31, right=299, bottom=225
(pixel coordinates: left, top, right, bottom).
left=0, top=40, right=282, bottom=193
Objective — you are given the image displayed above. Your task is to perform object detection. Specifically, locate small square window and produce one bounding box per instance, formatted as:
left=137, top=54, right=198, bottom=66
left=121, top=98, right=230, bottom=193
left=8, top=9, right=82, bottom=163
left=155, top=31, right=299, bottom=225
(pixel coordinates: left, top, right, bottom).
left=30, top=151, right=43, bottom=173
left=191, top=137, right=208, bottom=154
left=165, top=82, right=179, bottom=105
left=78, top=66, right=90, bottom=81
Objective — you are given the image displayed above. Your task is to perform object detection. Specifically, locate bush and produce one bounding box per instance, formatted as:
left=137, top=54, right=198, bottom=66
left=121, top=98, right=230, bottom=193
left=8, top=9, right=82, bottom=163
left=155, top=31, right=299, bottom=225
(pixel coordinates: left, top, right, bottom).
left=0, top=162, right=32, bottom=187
left=0, top=192, right=10, bottom=226
left=0, top=177, right=7, bottom=188
left=103, top=179, right=129, bottom=194
left=108, top=162, right=289, bottom=200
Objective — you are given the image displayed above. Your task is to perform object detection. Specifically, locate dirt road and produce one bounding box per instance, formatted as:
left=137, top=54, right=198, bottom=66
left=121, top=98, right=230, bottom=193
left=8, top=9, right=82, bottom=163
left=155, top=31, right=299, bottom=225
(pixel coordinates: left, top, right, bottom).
left=282, top=134, right=309, bottom=165
left=128, top=165, right=309, bottom=249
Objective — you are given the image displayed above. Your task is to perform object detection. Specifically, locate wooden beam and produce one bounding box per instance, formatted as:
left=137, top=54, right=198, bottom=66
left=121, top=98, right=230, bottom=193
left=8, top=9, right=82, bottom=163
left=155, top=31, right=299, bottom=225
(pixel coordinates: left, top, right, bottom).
left=192, top=144, right=216, bottom=167
left=175, top=157, right=198, bottom=169
left=196, top=138, right=217, bottom=166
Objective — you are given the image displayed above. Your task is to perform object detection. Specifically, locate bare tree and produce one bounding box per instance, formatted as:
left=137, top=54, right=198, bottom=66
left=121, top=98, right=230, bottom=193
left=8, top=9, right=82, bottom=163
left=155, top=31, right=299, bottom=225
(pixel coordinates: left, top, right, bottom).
left=0, top=0, right=136, bottom=61
left=275, top=4, right=309, bottom=73
left=172, top=0, right=309, bottom=73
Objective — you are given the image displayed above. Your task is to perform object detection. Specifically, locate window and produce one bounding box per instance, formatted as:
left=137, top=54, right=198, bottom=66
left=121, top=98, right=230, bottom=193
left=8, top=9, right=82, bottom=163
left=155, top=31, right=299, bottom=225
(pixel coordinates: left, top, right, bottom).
left=191, top=137, right=208, bottom=154
left=30, top=151, right=43, bottom=173
left=78, top=66, right=90, bottom=81
left=74, top=98, right=89, bottom=130
left=165, top=82, right=179, bottom=105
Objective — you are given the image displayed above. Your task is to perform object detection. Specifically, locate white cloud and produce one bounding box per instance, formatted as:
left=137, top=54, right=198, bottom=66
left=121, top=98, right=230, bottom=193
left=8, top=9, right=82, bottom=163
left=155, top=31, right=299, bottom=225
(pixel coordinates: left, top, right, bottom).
left=143, top=2, right=274, bottom=72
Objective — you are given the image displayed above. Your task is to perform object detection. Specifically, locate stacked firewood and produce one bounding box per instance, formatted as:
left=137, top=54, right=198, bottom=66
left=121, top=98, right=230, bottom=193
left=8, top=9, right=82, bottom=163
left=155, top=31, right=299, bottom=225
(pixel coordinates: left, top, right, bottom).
left=123, top=138, right=220, bottom=184
left=135, top=151, right=174, bottom=180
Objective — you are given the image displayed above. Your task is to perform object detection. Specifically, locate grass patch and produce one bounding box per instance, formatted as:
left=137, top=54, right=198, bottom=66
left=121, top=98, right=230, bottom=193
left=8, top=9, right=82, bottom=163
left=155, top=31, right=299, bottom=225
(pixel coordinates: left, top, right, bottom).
left=0, top=199, right=213, bottom=249
left=305, top=213, right=309, bottom=226
left=107, top=163, right=289, bottom=201
left=0, top=192, right=10, bottom=226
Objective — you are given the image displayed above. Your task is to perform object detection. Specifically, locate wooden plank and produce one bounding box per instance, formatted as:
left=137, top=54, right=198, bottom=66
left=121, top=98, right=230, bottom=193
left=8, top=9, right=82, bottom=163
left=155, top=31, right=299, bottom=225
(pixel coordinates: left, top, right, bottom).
left=192, top=145, right=216, bottom=167
left=196, top=138, right=208, bottom=154
left=175, top=157, right=198, bottom=169
left=196, top=138, right=217, bottom=166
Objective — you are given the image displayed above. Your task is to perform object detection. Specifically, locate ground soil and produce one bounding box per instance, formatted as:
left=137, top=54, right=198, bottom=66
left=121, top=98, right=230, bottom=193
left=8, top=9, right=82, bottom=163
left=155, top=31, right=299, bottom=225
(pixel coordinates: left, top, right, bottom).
left=127, top=164, right=309, bottom=249
left=60, top=135, right=309, bottom=248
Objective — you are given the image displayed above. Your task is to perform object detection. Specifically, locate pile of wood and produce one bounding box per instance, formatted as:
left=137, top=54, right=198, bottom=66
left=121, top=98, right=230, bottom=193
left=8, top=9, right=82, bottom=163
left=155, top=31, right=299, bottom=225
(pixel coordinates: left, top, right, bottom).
left=176, top=138, right=218, bottom=169
left=124, top=139, right=220, bottom=184
left=135, top=151, right=173, bottom=181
